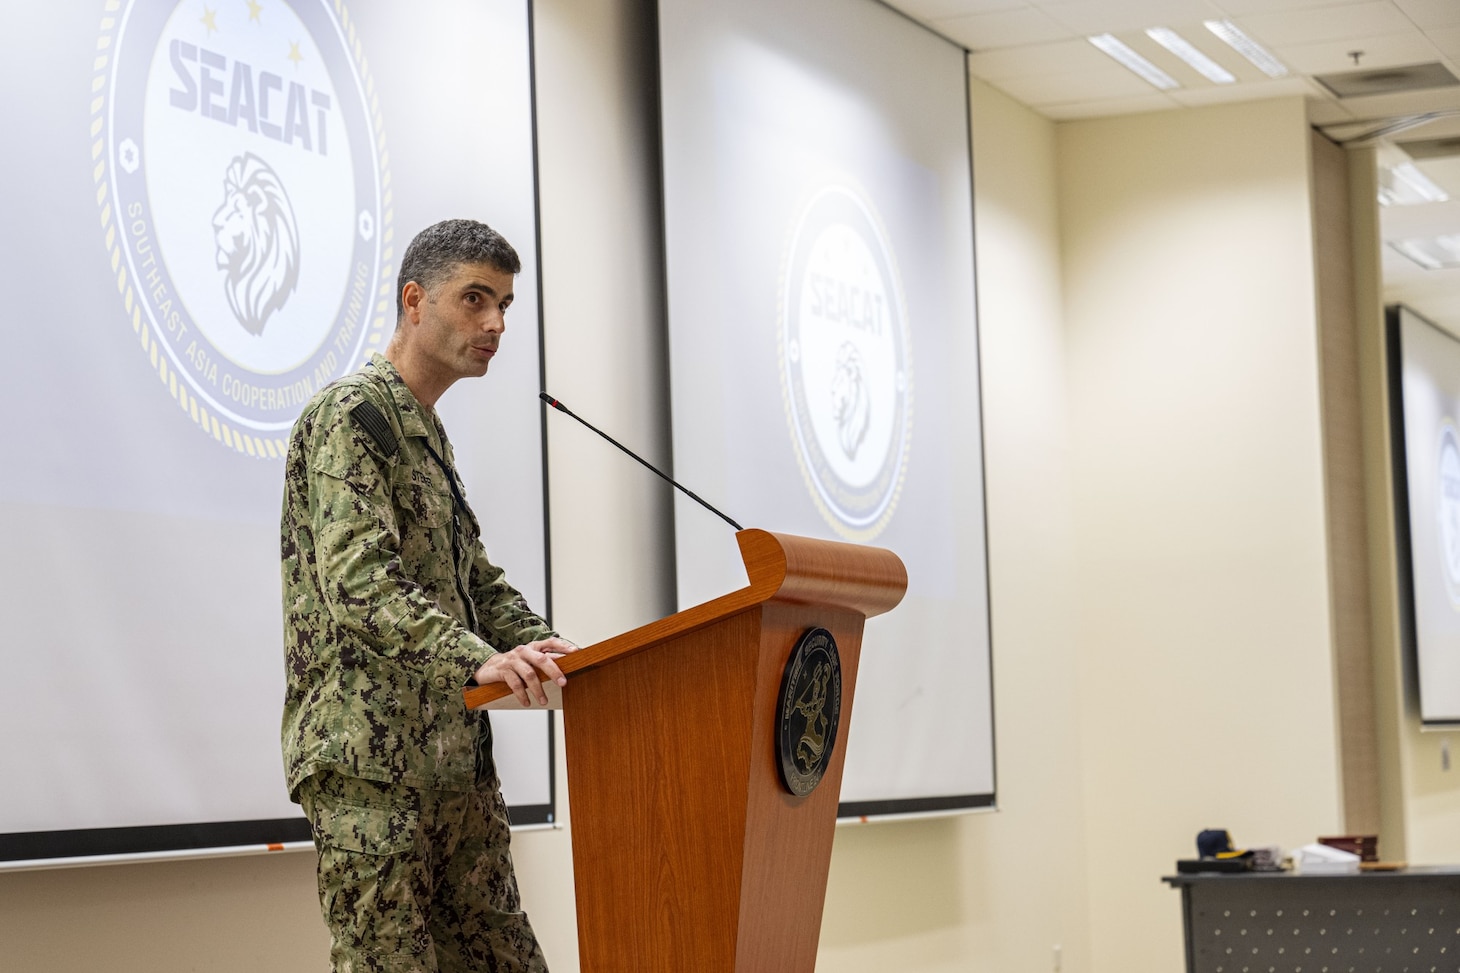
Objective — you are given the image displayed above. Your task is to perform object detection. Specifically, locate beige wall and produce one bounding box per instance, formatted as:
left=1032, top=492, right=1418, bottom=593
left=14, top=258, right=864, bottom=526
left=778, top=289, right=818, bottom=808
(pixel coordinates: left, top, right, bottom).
left=1059, top=96, right=1346, bottom=972
left=815, top=76, right=1090, bottom=973
left=8, top=5, right=1460, bottom=973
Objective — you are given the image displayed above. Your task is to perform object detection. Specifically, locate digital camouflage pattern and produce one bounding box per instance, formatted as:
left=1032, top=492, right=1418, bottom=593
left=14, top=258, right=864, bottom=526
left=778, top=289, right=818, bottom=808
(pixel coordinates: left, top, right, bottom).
left=280, top=352, right=555, bottom=797
left=299, top=770, right=547, bottom=973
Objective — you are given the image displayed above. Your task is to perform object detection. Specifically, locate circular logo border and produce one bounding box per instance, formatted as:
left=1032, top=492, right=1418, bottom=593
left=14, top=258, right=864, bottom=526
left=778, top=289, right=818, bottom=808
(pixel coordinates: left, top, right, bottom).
left=92, top=0, right=393, bottom=459
left=777, top=182, right=913, bottom=542
left=775, top=626, right=843, bottom=798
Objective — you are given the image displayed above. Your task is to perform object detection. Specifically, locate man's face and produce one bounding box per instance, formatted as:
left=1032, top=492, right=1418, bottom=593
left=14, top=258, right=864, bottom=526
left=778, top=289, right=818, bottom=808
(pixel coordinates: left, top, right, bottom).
left=406, top=261, right=514, bottom=383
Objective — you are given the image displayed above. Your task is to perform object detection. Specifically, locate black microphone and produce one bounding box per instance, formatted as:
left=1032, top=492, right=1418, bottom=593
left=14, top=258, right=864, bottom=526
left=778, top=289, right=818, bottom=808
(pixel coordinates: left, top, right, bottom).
left=539, top=391, right=744, bottom=531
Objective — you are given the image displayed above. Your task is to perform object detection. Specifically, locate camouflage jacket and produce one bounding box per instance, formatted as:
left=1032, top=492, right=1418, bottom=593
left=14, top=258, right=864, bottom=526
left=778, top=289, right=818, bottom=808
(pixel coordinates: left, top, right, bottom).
left=280, top=354, right=553, bottom=798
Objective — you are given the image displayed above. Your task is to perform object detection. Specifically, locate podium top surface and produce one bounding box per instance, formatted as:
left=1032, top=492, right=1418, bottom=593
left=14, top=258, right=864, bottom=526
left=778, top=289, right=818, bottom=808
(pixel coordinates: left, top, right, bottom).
left=463, top=529, right=906, bottom=710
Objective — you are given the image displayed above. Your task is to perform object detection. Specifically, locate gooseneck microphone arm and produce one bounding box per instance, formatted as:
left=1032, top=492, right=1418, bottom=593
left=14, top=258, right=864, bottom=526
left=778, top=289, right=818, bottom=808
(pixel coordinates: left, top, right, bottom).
left=539, top=391, right=744, bottom=531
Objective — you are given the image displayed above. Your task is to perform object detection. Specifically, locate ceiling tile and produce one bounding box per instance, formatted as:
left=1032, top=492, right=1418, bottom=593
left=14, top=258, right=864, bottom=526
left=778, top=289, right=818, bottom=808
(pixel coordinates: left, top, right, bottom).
left=1396, top=158, right=1460, bottom=205
left=1166, top=75, right=1322, bottom=105
left=1273, top=29, right=1443, bottom=74
left=1321, top=82, right=1460, bottom=120
left=1428, top=27, right=1460, bottom=59
left=1307, top=97, right=1360, bottom=124
left=1382, top=268, right=1460, bottom=339
left=1039, top=93, right=1180, bottom=118
left=1233, top=2, right=1414, bottom=47
left=935, top=6, right=1078, bottom=48
left=1317, top=106, right=1460, bottom=143
left=937, top=0, right=1459, bottom=132
left=1384, top=208, right=1460, bottom=242
left=1383, top=220, right=1457, bottom=259
left=885, top=0, right=1031, bottom=19
left=995, top=63, right=1167, bottom=103
left=1393, top=0, right=1460, bottom=30
left=1380, top=245, right=1421, bottom=286
left=1398, top=115, right=1460, bottom=140
left=1315, top=117, right=1380, bottom=139
left=967, top=37, right=1113, bottom=78
left=1213, top=0, right=1386, bottom=14
left=1035, top=0, right=1227, bottom=35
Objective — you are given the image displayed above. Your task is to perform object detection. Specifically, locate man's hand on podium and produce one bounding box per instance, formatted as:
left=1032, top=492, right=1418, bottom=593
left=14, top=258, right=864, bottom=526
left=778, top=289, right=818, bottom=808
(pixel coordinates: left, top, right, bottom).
left=473, top=637, right=581, bottom=707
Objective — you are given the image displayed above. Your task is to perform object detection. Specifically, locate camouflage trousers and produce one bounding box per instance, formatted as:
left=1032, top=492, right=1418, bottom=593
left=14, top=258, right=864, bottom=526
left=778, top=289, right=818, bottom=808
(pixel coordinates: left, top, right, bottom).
left=298, top=770, right=548, bottom=973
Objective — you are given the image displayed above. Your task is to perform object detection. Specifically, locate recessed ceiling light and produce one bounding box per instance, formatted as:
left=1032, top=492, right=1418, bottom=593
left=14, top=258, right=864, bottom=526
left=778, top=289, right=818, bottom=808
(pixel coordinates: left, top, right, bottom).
left=1378, top=162, right=1450, bottom=206
left=1088, top=34, right=1179, bottom=91
left=1203, top=20, right=1288, bottom=79
left=1388, top=236, right=1460, bottom=270
left=1146, top=27, right=1235, bottom=84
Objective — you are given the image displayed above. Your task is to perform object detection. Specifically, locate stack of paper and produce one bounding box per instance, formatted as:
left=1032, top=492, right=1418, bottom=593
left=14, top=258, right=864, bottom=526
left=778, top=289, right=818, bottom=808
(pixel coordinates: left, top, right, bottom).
left=1293, top=843, right=1360, bottom=875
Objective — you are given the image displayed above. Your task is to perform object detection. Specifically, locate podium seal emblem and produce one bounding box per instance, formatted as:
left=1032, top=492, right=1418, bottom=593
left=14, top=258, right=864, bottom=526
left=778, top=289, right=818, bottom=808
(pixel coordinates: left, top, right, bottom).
left=94, top=0, right=391, bottom=458
left=776, top=627, right=843, bottom=797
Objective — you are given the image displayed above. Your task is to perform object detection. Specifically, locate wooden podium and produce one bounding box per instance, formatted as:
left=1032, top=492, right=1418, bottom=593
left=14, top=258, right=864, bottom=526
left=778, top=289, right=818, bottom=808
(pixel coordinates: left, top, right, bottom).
left=463, top=529, right=907, bottom=973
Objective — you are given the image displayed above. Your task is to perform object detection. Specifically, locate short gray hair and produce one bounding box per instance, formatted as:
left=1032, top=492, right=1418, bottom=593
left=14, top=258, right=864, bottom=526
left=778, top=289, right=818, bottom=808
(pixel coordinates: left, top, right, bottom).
left=396, top=219, right=521, bottom=320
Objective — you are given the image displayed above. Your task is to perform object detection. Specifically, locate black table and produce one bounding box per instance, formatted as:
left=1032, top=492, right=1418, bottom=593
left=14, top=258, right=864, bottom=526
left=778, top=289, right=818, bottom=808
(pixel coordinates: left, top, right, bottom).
left=1165, top=868, right=1460, bottom=973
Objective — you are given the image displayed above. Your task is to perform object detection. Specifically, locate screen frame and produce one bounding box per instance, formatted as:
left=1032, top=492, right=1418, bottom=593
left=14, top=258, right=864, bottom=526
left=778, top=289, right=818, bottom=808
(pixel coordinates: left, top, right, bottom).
left=652, top=0, right=998, bottom=820
left=0, top=0, right=558, bottom=869
left=1386, top=302, right=1460, bottom=728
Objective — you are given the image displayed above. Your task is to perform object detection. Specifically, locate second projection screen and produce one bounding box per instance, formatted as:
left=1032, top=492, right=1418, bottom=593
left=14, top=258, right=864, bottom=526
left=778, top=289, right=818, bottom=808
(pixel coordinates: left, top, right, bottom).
left=658, top=0, right=994, bottom=813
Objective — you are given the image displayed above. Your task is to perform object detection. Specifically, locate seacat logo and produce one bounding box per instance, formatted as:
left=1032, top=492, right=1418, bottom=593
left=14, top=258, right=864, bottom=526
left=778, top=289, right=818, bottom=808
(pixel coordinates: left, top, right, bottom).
left=1438, top=421, right=1460, bottom=608
left=775, top=628, right=843, bottom=798
left=96, top=0, right=390, bottom=456
left=780, top=184, right=912, bottom=540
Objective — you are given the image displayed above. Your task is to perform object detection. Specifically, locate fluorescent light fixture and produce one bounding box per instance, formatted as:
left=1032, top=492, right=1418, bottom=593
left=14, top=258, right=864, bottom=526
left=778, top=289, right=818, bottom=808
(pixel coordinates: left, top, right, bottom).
left=1388, top=236, right=1460, bottom=270
left=1088, top=33, right=1179, bottom=91
left=1203, top=20, right=1288, bottom=78
left=1146, top=27, right=1235, bottom=84
left=1378, top=161, right=1451, bottom=206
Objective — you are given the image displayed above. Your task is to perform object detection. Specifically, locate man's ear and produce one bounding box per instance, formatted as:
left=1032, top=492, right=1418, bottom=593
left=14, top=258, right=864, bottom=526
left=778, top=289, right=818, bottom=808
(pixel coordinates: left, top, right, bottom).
left=400, top=280, right=425, bottom=325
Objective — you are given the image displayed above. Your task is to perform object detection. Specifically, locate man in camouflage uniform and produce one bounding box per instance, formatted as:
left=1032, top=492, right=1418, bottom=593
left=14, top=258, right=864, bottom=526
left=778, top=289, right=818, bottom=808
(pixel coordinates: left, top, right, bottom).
left=281, top=219, right=576, bottom=972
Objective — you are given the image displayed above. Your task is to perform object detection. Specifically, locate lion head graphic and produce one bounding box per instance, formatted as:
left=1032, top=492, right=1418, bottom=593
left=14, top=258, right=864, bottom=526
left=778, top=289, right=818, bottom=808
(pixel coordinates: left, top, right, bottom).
left=829, top=342, right=871, bottom=461
left=211, top=153, right=300, bottom=336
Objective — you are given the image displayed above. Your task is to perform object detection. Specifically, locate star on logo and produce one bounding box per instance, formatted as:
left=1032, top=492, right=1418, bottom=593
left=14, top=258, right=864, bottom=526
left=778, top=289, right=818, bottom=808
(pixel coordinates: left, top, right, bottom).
left=247, top=0, right=263, bottom=23
left=200, top=6, right=219, bottom=34
left=118, top=138, right=140, bottom=175
left=287, top=40, right=304, bottom=67
left=358, top=210, right=375, bottom=242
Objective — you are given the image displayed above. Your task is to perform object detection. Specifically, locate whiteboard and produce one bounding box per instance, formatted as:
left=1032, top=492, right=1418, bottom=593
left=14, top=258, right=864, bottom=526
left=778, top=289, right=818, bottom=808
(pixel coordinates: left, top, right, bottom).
left=0, top=0, right=553, bottom=866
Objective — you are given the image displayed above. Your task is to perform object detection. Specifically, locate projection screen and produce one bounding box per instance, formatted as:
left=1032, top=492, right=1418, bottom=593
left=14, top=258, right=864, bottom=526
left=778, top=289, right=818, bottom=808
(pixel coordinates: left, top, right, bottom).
left=658, top=0, right=995, bottom=815
left=1389, top=304, right=1460, bottom=725
left=0, top=0, right=554, bottom=866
